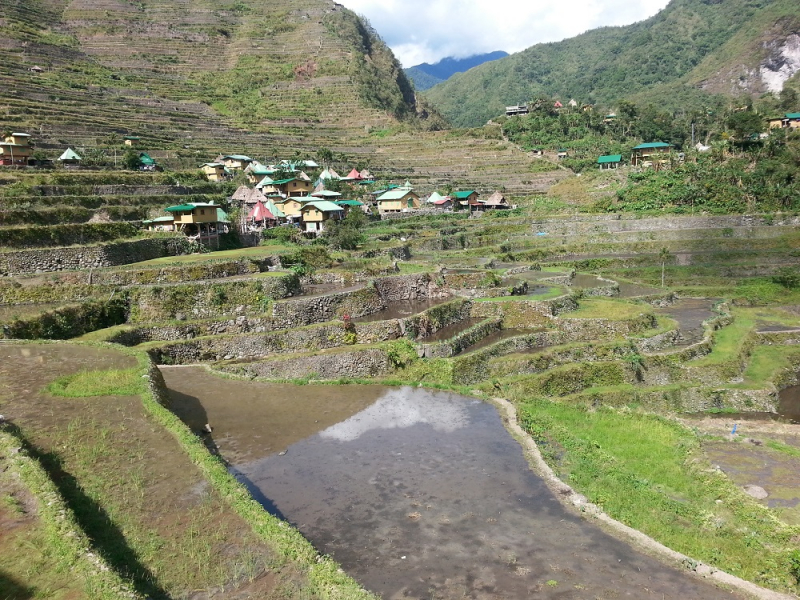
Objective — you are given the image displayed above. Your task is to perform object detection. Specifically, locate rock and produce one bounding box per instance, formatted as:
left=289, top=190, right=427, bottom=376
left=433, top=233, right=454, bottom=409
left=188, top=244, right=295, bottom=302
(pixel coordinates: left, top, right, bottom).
left=746, top=437, right=763, bottom=446
left=743, top=484, right=768, bottom=499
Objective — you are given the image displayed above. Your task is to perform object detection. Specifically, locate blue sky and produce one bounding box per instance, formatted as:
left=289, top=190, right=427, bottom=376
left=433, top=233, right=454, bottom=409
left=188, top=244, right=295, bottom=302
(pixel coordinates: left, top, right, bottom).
left=337, top=0, right=671, bottom=67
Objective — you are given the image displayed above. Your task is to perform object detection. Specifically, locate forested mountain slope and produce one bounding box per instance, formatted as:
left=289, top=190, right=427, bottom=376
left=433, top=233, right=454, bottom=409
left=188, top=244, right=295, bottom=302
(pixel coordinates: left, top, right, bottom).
left=425, top=0, right=800, bottom=127
left=405, top=51, right=509, bottom=91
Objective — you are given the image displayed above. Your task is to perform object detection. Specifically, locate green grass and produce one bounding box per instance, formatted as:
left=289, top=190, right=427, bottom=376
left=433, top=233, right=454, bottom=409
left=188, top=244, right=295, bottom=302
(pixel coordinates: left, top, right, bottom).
left=519, top=400, right=799, bottom=592
left=567, top=297, right=650, bottom=319
left=46, top=368, right=147, bottom=397
left=734, top=345, right=800, bottom=390
left=132, top=244, right=291, bottom=266
left=691, top=314, right=754, bottom=368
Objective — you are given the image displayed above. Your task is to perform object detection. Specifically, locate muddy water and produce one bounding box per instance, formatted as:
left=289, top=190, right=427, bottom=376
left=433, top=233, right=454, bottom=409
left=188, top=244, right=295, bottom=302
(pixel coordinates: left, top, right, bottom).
left=165, top=369, right=739, bottom=600
left=570, top=273, right=610, bottom=289
left=514, top=270, right=570, bottom=281
left=420, top=318, right=482, bottom=342
left=655, top=298, right=718, bottom=347
left=353, top=298, right=452, bottom=323
left=617, top=282, right=660, bottom=298
left=704, top=441, right=800, bottom=523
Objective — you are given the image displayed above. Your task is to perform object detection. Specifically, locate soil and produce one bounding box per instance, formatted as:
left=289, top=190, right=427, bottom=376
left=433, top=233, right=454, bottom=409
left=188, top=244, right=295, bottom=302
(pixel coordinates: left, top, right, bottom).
left=0, top=343, right=314, bottom=599
left=655, top=298, right=719, bottom=347
left=165, top=370, right=743, bottom=600
left=681, top=416, right=800, bottom=525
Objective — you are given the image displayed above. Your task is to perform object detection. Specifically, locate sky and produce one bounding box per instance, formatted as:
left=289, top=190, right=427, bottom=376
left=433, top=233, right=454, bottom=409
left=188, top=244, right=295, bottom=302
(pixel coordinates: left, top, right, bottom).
left=337, top=0, right=672, bottom=67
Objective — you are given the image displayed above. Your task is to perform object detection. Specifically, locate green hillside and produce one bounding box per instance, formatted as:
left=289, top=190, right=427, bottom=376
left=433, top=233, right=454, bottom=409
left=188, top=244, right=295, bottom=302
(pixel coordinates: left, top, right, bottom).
left=425, top=0, right=800, bottom=127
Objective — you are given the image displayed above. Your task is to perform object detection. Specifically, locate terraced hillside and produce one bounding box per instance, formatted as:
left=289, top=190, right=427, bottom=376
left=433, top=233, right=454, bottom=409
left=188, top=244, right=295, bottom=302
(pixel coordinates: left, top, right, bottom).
left=0, top=0, right=557, bottom=195
left=2, top=208, right=800, bottom=597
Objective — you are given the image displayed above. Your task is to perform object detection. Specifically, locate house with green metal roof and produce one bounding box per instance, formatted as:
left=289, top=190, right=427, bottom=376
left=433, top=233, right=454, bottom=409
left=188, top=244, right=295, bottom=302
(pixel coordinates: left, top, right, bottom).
left=221, top=155, right=253, bottom=170
left=301, top=200, right=344, bottom=235
left=787, top=113, right=800, bottom=129
left=631, top=142, right=671, bottom=167
left=261, top=177, right=312, bottom=197
left=453, top=190, right=479, bottom=207
left=597, top=154, right=622, bottom=170
left=161, top=202, right=228, bottom=247
left=376, top=188, right=421, bottom=213
left=138, top=152, right=160, bottom=171
left=200, top=162, right=228, bottom=182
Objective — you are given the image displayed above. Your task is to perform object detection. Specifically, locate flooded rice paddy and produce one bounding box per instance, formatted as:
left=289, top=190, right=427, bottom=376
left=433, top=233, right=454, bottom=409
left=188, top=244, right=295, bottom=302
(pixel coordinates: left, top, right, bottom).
left=353, top=298, right=453, bottom=323
left=164, top=368, right=739, bottom=599
left=655, top=298, right=719, bottom=347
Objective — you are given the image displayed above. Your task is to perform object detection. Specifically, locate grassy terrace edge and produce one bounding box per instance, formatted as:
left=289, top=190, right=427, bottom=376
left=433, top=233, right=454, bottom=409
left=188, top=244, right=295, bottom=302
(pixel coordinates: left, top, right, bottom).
left=0, top=422, right=141, bottom=600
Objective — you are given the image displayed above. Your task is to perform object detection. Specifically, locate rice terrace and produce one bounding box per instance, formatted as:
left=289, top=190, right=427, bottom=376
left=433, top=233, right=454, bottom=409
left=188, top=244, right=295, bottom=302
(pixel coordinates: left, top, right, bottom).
left=2, top=0, right=800, bottom=598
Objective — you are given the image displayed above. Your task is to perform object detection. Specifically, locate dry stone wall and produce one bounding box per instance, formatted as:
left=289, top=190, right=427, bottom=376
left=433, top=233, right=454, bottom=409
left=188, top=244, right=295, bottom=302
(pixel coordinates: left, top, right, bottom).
left=219, top=347, right=393, bottom=380
left=0, top=237, right=197, bottom=276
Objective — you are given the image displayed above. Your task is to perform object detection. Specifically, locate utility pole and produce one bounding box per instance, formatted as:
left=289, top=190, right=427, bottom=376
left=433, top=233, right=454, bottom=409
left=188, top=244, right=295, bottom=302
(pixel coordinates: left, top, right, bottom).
left=691, top=122, right=695, bottom=146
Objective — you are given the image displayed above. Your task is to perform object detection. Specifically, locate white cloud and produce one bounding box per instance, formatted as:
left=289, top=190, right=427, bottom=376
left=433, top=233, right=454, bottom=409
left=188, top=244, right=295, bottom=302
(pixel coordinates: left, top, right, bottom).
left=318, top=387, right=471, bottom=442
left=338, top=0, right=671, bottom=67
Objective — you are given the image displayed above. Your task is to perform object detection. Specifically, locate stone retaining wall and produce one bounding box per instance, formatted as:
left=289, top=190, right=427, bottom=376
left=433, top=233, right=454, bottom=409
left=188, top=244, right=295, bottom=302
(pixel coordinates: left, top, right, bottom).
left=218, top=347, right=393, bottom=380
left=271, top=285, right=384, bottom=328
left=128, top=274, right=300, bottom=322
left=148, top=320, right=400, bottom=365
left=374, top=272, right=448, bottom=301
left=0, top=236, right=197, bottom=276
left=417, top=318, right=502, bottom=359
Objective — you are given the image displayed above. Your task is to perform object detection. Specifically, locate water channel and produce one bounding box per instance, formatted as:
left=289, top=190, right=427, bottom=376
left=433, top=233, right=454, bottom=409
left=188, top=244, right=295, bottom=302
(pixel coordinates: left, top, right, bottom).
left=163, top=368, right=739, bottom=599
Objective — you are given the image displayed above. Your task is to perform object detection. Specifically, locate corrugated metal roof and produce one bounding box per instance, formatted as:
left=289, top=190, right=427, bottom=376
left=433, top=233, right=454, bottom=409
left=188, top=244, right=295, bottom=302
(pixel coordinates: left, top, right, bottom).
left=632, top=142, right=671, bottom=150
left=452, top=191, right=476, bottom=199
left=786, top=113, right=800, bottom=119
left=597, top=154, right=622, bottom=163
left=302, top=200, right=343, bottom=212
left=377, top=189, right=415, bottom=201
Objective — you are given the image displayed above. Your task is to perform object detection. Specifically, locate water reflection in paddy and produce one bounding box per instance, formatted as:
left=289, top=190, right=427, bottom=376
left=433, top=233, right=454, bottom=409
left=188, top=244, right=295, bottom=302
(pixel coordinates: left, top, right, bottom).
left=164, top=368, right=738, bottom=600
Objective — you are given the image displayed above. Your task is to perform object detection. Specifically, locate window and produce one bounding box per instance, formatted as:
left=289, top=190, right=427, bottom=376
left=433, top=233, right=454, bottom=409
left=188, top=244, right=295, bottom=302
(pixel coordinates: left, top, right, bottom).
left=200, top=209, right=205, bottom=215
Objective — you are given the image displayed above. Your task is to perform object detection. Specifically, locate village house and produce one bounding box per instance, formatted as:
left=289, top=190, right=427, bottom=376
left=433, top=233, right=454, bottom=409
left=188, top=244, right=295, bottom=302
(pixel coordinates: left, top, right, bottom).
left=335, top=199, right=365, bottom=216
left=201, top=162, right=228, bottom=182
left=631, top=142, right=671, bottom=168
left=505, top=105, right=528, bottom=116
left=142, top=216, right=176, bottom=232
left=245, top=162, right=273, bottom=183
left=531, top=148, right=544, bottom=156
left=123, top=136, right=140, bottom=147
left=138, top=152, right=160, bottom=171
left=163, top=202, right=229, bottom=248
left=300, top=200, right=344, bottom=235
left=768, top=116, right=788, bottom=129
left=376, top=188, right=421, bottom=213
left=453, top=191, right=479, bottom=209
left=0, top=133, right=33, bottom=166
left=58, top=148, right=82, bottom=167
left=597, top=154, right=622, bottom=170
left=221, top=155, right=253, bottom=170
left=481, top=191, right=510, bottom=210
left=786, top=113, right=800, bottom=129
left=275, top=196, right=310, bottom=220
left=261, top=177, right=313, bottom=198
left=557, top=148, right=568, bottom=159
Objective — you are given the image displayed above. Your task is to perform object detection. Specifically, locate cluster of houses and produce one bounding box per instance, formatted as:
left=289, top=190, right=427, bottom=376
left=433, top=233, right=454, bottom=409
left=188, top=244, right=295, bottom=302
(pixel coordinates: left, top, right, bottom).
left=143, top=154, right=513, bottom=246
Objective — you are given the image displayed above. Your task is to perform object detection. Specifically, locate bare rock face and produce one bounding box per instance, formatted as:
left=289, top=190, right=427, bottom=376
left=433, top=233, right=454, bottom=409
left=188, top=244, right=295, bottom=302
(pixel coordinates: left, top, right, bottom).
left=743, top=484, right=768, bottom=500
left=760, top=33, right=800, bottom=94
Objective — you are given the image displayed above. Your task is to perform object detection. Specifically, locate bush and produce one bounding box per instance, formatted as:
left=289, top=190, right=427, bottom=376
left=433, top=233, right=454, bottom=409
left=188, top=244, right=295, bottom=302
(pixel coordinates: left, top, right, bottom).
left=772, top=267, right=800, bottom=290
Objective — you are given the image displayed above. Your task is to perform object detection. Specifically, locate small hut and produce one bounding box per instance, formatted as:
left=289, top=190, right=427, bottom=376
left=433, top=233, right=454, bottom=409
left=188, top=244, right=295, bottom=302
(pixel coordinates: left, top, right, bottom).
left=58, top=148, right=82, bottom=167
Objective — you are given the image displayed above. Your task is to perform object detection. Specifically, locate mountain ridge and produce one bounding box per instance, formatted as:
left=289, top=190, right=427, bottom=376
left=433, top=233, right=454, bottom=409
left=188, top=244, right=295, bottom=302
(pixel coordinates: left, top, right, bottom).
left=424, top=0, right=800, bottom=127
left=405, top=51, right=509, bottom=91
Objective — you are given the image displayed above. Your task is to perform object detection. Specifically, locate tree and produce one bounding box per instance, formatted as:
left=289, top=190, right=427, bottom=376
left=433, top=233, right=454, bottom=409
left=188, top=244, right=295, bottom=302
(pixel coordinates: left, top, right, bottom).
left=727, top=110, right=763, bottom=142
left=122, top=149, right=141, bottom=170
left=323, top=209, right=366, bottom=250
